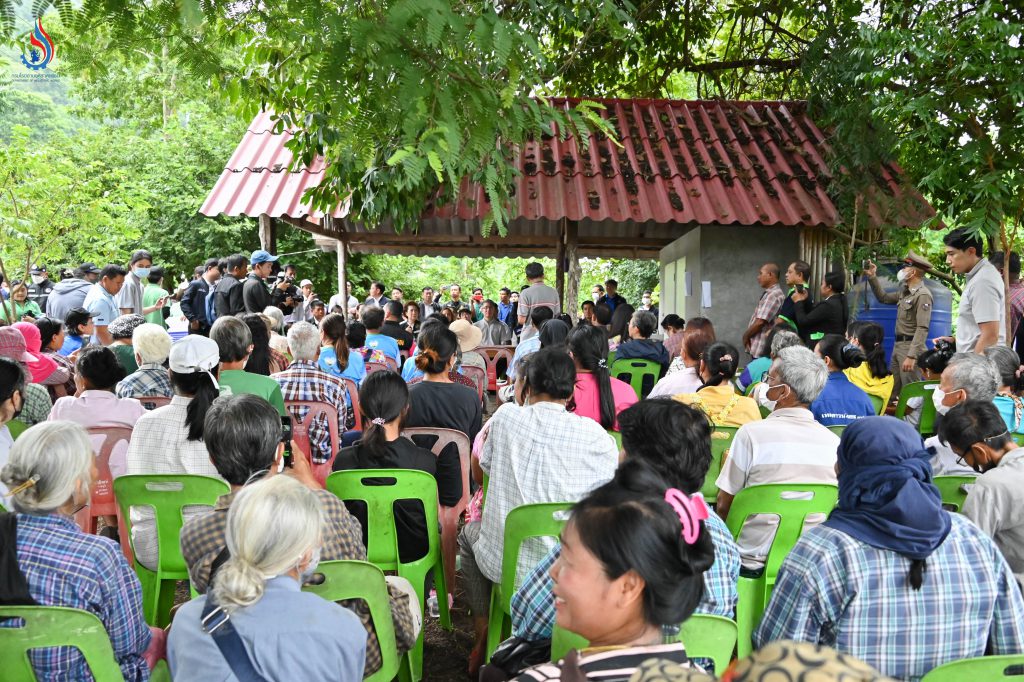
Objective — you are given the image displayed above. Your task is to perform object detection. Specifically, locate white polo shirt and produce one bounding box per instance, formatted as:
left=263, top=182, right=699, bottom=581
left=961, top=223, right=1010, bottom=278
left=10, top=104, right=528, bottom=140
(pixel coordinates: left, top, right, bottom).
left=957, top=258, right=1005, bottom=351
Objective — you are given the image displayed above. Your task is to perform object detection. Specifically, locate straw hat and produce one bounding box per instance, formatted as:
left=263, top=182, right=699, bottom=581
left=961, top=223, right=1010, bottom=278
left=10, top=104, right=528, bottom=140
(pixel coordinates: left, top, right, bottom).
left=449, top=319, right=483, bottom=352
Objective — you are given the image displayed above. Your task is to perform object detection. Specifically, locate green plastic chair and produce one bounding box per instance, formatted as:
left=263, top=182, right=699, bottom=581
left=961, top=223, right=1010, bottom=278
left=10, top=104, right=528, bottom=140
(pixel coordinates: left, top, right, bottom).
left=0, top=605, right=144, bottom=680
left=485, top=502, right=573, bottom=662
left=922, top=654, right=1024, bottom=681
left=701, top=427, right=738, bottom=503
left=606, top=429, right=623, bottom=452
left=827, top=425, right=846, bottom=437
left=607, top=350, right=616, bottom=366
left=933, top=475, right=977, bottom=512
left=114, top=474, right=229, bottom=628
left=1013, top=433, right=1024, bottom=446
left=744, top=381, right=761, bottom=397
left=7, top=418, right=28, bottom=440
left=303, top=560, right=410, bottom=682
left=326, top=468, right=448, bottom=680
left=611, top=358, right=662, bottom=400
left=724, top=483, right=839, bottom=658
left=869, top=393, right=886, bottom=415
left=551, top=615, right=737, bottom=674
left=894, top=381, right=939, bottom=436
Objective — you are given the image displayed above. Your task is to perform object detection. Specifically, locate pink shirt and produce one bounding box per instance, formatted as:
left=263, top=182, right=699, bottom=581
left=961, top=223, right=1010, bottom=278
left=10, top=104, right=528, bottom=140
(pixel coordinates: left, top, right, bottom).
left=49, top=390, right=147, bottom=477
left=572, top=372, right=639, bottom=431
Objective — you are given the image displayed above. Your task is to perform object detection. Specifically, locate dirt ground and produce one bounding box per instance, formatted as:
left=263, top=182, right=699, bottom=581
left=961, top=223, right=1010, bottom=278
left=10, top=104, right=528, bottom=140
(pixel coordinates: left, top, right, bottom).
left=422, top=582, right=476, bottom=681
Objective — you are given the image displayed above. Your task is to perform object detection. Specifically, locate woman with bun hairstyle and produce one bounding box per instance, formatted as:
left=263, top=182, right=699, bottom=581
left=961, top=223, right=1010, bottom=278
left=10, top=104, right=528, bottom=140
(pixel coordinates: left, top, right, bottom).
left=673, top=341, right=762, bottom=428
left=510, top=466, right=716, bottom=680
left=810, top=333, right=877, bottom=427
left=844, top=321, right=894, bottom=406
left=567, top=323, right=637, bottom=431
left=333, top=370, right=460, bottom=562
left=405, top=322, right=481, bottom=488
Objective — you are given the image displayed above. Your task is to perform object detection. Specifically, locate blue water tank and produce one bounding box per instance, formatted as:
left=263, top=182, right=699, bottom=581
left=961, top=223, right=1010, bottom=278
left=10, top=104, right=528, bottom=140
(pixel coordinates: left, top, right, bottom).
left=848, top=263, right=953, bottom=365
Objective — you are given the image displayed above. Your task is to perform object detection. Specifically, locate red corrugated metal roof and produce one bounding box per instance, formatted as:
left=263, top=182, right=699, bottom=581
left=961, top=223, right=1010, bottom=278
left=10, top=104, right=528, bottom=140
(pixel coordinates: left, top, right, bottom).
left=200, top=99, right=933, bottom=230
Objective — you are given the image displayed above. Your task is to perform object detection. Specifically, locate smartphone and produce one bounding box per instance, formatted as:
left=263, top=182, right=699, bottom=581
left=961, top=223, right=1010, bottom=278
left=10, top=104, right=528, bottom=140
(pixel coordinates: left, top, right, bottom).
left=795, top=284, right=805, bottom=294
left=280, top=415, right=293, bottom=469
left=862, top=259, right=870, bottom=270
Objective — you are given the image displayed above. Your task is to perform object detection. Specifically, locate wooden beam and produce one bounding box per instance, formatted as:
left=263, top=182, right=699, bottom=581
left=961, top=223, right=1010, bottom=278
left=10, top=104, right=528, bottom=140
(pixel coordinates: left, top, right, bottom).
left=555, top=219, right=567, bottom=305
left=258, top=214, right=277, bottom=252
left=565, top=220, right=580, bottom=323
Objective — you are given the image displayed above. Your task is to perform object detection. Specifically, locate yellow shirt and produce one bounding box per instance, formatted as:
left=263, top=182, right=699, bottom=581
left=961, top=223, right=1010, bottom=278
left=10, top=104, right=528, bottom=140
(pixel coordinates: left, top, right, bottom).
left=844, top=363, right=894, bottom=406
left=674, top=384, right=763, bottom=428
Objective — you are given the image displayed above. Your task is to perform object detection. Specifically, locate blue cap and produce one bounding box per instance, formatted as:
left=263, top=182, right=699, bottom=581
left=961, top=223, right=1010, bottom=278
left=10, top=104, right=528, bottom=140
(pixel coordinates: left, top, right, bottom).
left=250, top=249, right=279, bottom=265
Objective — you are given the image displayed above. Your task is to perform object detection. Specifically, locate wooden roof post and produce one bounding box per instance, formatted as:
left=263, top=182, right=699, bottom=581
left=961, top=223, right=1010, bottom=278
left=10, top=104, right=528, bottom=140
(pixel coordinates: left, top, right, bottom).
left=556, top=217, right=567, bottom=306
left=258, top=214, right=277, bottom=253
left=565, top=220, right=580, bottom=323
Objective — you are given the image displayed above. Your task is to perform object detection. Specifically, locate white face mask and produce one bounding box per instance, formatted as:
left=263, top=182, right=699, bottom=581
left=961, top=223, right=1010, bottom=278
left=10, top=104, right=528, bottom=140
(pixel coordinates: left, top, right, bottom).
left=592, top=293, right=600, bottom=302
left=133, top=267, right=151, bottom=279
left=299, top=546, right=321, bottom=583
left=896, top=268, right=910, bottom=283
left=30, top=275, right=45, bottom=285
left=755, top=382, right=780, bottom=411
left=932, top=387, right=959, bottom=415
left=642, top=297, right=651, bottom=306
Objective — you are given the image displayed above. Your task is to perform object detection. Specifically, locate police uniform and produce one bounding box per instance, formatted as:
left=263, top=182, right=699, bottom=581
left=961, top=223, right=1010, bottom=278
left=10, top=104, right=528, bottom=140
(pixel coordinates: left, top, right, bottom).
left=866, top=251, right=934, bottom=402
left=26, top=265, right=55, bottom=314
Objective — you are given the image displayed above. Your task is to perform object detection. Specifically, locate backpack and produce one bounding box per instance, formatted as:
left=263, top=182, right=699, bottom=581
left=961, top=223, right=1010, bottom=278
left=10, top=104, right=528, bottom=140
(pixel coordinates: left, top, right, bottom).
left=205, top=281, right=219, bottom=324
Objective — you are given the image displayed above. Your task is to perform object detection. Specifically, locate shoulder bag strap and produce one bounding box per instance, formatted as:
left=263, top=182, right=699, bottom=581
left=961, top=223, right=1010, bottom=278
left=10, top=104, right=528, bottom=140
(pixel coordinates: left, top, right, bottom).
left=200, top=596, right=272, bottom=682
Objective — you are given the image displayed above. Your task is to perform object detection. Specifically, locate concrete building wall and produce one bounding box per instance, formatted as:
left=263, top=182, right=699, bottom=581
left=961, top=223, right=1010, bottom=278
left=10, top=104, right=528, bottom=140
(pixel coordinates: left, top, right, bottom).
left=660, top=225, right=802, bottom=354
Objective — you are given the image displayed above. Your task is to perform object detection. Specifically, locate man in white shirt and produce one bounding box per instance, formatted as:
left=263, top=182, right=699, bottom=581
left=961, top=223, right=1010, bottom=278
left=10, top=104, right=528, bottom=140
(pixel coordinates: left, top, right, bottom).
left=327, top=282, right=360, bottom=318
left=517, top=263, right=560, bottom=342
left=937, top=227, right=1005, bottom=353
left=716, top=345, right=839, bottom=572
left=363, top=281, right=389, bottom=308
left=474, top=299, right=512, bottom=346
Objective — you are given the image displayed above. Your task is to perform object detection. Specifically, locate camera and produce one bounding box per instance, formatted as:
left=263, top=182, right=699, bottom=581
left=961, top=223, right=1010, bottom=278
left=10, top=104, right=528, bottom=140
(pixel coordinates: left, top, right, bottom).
left=933, top=338, right=956, bottom=358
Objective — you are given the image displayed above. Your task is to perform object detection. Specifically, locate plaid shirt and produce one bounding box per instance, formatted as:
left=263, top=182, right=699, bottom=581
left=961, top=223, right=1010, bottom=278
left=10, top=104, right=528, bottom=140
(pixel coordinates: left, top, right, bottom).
left=1010, top=281, right=1024, bottom=338
left=748, top=284, right=786, bottom=357
left=180, top=487, right=416, bottom=676
left=116, top=362, right=173, bottom=399
left=511, top=512, right=740, bottom=642
left=43, top=351, right=77, bottom=400
left=21, top=382, right=52, bottom=425
left=273, top=361, right=348, bottom=464
left=754, top=513, right=1024, bottom=680
left=4, top=513, right=151, bottom=681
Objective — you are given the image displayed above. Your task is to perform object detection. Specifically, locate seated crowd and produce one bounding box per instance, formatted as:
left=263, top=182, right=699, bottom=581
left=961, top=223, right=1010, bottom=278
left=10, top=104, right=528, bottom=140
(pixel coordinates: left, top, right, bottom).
left=3, top=242, right=1024, bottom=682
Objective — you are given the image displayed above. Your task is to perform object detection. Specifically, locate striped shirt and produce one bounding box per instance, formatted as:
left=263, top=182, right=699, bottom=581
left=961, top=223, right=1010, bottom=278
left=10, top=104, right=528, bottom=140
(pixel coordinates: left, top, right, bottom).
left=755, top=514, right=1024, bottom=680
left=5, top=513, right=151, bottom=681
left=515, top=642, right=695, bottom=681
left=716, top=407, right=839, bottom=570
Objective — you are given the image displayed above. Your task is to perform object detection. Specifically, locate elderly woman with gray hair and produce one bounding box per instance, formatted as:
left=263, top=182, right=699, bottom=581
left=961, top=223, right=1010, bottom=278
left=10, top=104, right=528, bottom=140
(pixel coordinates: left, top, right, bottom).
left=168, top=475, right=368, bottom=680
left=1, top=421, right=159, bottom=680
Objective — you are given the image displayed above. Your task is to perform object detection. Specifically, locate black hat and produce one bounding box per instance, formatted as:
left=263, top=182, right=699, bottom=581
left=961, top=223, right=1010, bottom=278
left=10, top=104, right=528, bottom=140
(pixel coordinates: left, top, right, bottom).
left=64, top=306, right=95, bottom=330
left=79, top=262, right=102, bottom=275
left=29, top=264, right=47, bottom=275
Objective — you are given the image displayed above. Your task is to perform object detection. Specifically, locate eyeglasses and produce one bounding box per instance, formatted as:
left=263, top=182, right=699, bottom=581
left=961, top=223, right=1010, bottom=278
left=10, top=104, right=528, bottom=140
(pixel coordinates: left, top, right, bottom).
left=955, top=430, right=1009, bottom=467
left=761, top=372, right=781, bottom=384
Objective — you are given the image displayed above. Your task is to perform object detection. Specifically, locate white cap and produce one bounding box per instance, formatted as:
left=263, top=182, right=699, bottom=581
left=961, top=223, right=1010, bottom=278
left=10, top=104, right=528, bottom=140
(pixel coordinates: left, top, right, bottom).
left=169, top=335, right=221, bottom=389
left=300, top=279, right=313, bottom=288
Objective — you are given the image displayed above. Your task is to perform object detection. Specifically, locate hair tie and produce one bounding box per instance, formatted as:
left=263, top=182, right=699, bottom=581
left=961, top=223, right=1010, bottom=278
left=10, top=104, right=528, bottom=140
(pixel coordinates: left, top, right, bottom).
left=597, top=359, right=607, bottom=369
left=664, top=488, right=709, bottom=545
left=8, top=474, right=40, bottom=496
left=370, top=417, right=386, bottom=426
left=719, top=354, right=733, bottom=362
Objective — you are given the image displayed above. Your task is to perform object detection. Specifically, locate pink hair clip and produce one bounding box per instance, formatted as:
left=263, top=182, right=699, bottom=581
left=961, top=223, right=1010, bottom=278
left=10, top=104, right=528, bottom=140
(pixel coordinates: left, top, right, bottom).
left=664, top=488, right=709, bottom=545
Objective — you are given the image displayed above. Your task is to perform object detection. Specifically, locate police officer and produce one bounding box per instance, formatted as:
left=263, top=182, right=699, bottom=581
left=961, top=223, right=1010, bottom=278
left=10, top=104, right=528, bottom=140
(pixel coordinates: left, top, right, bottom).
left=863, top=251, right=935, bottom=403
left=26, top=264, right=55, bottom=314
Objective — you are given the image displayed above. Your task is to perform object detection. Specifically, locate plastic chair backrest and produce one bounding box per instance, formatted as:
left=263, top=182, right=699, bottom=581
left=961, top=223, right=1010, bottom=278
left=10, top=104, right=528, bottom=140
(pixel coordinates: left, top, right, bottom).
left=113, top=474, right=229, bottom=575
left=0, top=606, right=127, bottom=680
left=339, top=377, right=361, bottom=427
left=606, top=430, right=622, bottom=452
left=744, top=381, right=761, bottom=397
left=702, top=427, right=738, bottom=502
left=894, top=381, right=938, bottom=435
left=478, top=346, right=515, bottom=390
left=724, top=483, right=839, bottom=587
left=921, top=654, right=1024, bottom=681
left=1013, top=433, right=1024, bottom=447
left=366, top=361, right=393, bottom=376
left=933, top=475, right=977, bottom=512
left=461, top=365, right=487, bottom=402
left=7, top=418, right=28, bottom=440
left=400, top=427, right=471, bottom=591
left=137, top=395, right=171, bottom=411
left=827, top=425, right=845, bottom=437
left=325, top=468, right=441, bottom=577
left=286, top=399, right=341, bottom=485
left=85, top=426, right=134, bottom=521
left=497, top=503, right=573, bottom=612
left=610, top=358, right=661, bottom=399
left=551, top=615, right=738, bottom=674
left=869, top=393, right=886, bottom=415
left=302, top=561, right=402, bottom=682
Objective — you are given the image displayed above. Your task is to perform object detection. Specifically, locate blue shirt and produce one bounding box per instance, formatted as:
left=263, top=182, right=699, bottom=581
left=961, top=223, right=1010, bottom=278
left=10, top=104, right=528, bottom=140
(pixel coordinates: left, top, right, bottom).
left=810, top=372, right=876, bottom=427
left=366, top=332, right=400, bottom=364
left=82, top=283, right=120, bottom=343
left=508, top=336, right=541, bottom=380
left=6, top=513, right=151, bottom=681
left=59, top=334, right=85, bottom=357
left=755, top=513, right=1024, bottom=680
left=738, top=356, right=772, bottom=392
left=497, top=301, right=515, bottom=327
left=318, top=346, right=367, bottom=387
left=994, top=395, right=1024, bottom=433
left=511, top=512, right=740, bottom=643
left=168, top=575, right=366, bottom=681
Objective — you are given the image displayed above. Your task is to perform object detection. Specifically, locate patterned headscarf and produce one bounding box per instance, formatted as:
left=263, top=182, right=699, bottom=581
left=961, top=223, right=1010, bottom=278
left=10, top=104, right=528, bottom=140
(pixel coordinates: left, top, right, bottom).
left=107, top=314, right=146, bottom=341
